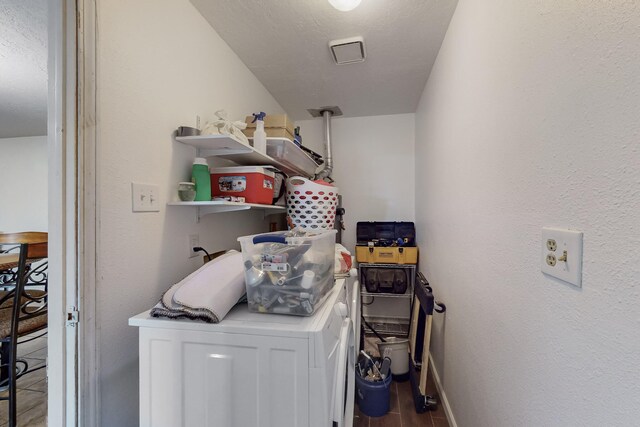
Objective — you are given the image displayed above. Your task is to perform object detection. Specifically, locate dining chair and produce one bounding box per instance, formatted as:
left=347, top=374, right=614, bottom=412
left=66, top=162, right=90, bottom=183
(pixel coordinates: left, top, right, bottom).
left=0, top=232, right=48, bottom=427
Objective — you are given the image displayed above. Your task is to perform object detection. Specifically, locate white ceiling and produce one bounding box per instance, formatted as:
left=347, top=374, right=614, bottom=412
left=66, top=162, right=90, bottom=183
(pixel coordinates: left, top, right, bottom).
left=191, top=0, right=458, bottom=120
left=0, top=0, right=48, bottom=139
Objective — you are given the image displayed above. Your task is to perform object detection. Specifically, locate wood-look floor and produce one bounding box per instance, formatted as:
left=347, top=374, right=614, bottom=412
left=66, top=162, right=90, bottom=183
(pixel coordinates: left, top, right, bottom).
left=0, top=333, right=47, bottom=427
left=355, top=336, right=449, bottom=427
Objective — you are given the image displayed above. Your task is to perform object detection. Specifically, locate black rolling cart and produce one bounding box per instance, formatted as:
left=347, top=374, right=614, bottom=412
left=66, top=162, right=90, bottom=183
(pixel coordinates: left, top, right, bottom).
left=359, top=263, right=415, bottom=337
left=356, top=221, right=418, bottom=338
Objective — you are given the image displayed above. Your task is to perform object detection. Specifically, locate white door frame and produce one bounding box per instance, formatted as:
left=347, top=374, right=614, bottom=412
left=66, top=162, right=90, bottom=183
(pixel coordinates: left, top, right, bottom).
left=48, top=0, right=78, bottom=424
left=76, top=0, right=99, bottom=425
left=49, top=0, right=99, bottom=425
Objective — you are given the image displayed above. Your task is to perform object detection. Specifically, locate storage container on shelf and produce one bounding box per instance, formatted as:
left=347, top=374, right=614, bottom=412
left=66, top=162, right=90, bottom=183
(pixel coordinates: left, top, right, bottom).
left=238, top=229, right=337, bottom=316
left=210, top=166, right=275, bottom=204
left=192, top=158, right=211, bottom=201
left=286, top=177, right=339, bottom=230
left=266, top=139, right=319, bottom=178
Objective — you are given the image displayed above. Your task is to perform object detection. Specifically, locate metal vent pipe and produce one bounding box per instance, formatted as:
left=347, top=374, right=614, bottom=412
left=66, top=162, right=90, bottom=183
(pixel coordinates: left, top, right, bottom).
left=315, top=110, right=334, bottom=180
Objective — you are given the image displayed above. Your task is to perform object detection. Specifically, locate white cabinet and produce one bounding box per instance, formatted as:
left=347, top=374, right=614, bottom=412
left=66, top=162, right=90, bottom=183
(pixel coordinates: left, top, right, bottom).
left=129, top=278, right=358, bottom=427
left=137, top=327, right=308, bottom=427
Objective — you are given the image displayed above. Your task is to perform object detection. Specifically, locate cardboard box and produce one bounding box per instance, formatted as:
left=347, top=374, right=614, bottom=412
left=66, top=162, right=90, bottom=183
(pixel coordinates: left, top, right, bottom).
left=243, top=127, right=295, bottom=141
left=244, top=114, right=295, bottom=136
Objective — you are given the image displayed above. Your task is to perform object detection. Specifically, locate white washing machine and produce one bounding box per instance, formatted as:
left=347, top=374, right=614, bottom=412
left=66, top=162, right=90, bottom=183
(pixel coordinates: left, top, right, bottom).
left=129, top=272, right=360, bottom=427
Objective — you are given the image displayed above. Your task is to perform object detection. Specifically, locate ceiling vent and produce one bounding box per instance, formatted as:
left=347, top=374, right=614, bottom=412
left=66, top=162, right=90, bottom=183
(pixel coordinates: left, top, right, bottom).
left=329, top=36, right=366, bottom=65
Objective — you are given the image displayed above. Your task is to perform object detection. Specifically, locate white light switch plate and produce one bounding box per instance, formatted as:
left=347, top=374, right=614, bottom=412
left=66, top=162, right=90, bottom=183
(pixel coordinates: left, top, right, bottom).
left=541, top=227, right=583, bottom=287
left=132, top=183, right=160, bottom=212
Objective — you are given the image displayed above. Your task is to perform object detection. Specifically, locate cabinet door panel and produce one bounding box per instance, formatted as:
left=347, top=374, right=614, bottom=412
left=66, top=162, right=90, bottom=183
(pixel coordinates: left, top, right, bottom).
left=139, top=332, right=180, bottom=427
left=139, top=328, right=309, bottom=427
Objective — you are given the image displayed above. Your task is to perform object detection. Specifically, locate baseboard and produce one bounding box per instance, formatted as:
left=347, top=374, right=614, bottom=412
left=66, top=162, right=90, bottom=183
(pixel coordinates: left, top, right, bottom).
left=428, top=355, right=457, bottom=427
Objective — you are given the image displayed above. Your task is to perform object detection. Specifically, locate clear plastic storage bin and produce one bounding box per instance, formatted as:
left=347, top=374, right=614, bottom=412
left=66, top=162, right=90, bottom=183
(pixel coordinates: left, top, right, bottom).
left=266, top=138, right=319, bottom=178
left=238, top=229, right=337, bottom=316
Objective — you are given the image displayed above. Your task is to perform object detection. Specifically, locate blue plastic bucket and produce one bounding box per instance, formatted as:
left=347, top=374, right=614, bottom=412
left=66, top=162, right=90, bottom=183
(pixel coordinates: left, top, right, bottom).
left=355, top=368, right=393, bottom=417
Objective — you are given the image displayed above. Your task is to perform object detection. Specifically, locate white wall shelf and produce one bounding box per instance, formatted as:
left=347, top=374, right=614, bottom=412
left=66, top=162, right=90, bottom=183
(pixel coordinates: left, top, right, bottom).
left=168, top=201, right=285, bottom=221
left=175, top=134, right=316, bottom=178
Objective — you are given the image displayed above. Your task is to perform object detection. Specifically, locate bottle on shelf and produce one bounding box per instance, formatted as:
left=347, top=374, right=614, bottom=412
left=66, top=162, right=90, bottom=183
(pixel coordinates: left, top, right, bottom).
left=294, top=126, right=302, bottom=146
left=191, top=157, right=211, bottom=201
left=251, top=111, right=267, bottom=154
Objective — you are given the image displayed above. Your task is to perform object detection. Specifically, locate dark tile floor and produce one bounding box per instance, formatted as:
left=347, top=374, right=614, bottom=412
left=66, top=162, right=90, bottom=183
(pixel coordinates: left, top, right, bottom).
left=354, top=336, right=449, bottom=427
left=0, top=333, right=448, bottom=427
left=0, top=333, right=47, bottom=427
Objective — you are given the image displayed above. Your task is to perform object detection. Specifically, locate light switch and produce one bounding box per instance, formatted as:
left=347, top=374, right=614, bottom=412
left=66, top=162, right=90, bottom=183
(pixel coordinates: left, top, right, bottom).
left=132, top=183, right=160, bottom=212
left=541, top=227, right=583, bottom=287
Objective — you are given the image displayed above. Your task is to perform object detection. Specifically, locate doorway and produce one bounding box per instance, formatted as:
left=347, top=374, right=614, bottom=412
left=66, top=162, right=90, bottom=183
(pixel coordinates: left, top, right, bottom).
left=48, top=0, right=88, bottom=425
left=1, top=0, right=86, bottom=425
left=0, top=0, right=50, bottom=424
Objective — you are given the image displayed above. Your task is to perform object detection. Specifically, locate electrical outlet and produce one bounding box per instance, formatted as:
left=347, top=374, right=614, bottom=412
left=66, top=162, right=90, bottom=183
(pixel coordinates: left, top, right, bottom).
left=132, top=183, right=160, bottom=212
left=546, top=239, right=557, bottom=251
left=541, top=227, right=583, bottom=287
left=188, top=234, right=199, bottom=258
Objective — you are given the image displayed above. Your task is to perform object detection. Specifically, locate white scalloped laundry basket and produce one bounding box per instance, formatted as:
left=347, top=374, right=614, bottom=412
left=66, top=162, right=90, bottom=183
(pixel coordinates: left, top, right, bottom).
left=286, top=177, right=339, bottom=230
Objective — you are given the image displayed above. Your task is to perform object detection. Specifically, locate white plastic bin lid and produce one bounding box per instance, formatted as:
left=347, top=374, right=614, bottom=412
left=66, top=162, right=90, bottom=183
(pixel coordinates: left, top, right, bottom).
left=210, top=166, right=275, bottom=178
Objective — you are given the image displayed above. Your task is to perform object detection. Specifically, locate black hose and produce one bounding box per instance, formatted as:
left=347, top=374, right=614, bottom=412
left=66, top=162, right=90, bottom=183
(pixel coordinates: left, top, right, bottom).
left=362, top=314, right=386, bottom=343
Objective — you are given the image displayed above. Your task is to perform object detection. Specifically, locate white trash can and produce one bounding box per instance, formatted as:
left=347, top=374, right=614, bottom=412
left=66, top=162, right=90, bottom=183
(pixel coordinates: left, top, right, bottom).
left=377, top=337, right=410, bottom=381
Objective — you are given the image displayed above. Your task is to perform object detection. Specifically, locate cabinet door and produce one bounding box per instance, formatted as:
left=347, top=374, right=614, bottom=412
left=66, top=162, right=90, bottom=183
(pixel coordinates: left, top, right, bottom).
left=139, top=327, right=309, bottom=427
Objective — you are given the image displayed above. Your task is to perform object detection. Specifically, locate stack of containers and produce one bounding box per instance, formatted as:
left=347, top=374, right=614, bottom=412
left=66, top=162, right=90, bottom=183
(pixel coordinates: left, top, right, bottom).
left=238, top=229, right=337, bottom=316
left=356, top=221, right=418, bottom=382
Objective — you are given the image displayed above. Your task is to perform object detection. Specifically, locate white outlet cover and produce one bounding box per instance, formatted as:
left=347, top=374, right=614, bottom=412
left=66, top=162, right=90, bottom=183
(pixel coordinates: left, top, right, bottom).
left=188, top=234, right=199, bottom=258
left=541, top=227, right=583, bottom=287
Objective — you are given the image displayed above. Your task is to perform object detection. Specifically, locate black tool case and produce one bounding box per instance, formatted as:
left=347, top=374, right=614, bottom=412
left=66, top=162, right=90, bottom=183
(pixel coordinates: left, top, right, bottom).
left=356, top=222, right=418, bottom=264
left=360, top=265, right=412, bottom=294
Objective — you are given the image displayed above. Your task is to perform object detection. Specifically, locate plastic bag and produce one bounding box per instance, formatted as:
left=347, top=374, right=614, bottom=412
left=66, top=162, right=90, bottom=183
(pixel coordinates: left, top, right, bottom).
left=201, top=110, right=251, bottom=147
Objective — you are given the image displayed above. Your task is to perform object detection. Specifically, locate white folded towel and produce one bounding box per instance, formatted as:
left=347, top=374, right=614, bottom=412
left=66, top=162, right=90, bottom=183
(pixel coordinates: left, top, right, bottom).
left=150, top=250, right=246, bottom=323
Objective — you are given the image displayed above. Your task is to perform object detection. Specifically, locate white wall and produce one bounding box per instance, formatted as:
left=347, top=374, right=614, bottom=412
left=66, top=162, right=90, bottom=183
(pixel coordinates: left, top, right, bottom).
left=415, top=2, right=640, bottom=426
left=95, top=1, right=284, bottom=424
left=0, top=136, right=47, bottom=231
left=298, top=114, right=415, bottom=321
left=297, top=113, right=415, bottom=252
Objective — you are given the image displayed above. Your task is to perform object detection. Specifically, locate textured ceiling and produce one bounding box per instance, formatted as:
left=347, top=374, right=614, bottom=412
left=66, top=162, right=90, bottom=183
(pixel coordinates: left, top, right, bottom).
left=0, top=0, right=48, bottom=139
left=191, top=0, right=458, bottom=120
